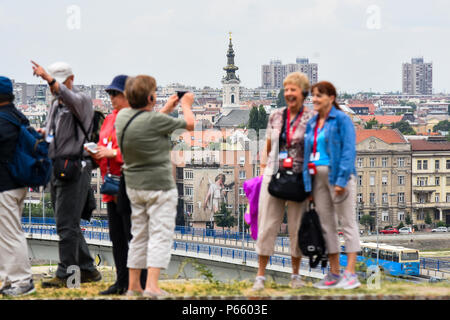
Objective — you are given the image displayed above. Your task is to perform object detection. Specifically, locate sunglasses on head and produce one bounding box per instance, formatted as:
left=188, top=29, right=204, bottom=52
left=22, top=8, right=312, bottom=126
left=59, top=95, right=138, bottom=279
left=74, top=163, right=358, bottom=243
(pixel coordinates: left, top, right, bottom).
left=107, top=90, right=121, bottom=97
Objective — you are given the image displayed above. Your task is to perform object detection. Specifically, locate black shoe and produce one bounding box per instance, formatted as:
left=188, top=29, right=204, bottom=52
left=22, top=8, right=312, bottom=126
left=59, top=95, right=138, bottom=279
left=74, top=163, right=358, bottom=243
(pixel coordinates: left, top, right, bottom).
left=81, top=269, right=102, bottom=283
left=99, top=284, right=127, bottom=295
left=41, top=276, right=68, bottom=288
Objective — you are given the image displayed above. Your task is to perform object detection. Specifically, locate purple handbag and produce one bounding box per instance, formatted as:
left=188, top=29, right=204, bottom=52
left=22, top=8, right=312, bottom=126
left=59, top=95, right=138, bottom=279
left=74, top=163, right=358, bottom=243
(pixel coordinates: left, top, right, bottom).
left=243, top=175, right=263, bottom=240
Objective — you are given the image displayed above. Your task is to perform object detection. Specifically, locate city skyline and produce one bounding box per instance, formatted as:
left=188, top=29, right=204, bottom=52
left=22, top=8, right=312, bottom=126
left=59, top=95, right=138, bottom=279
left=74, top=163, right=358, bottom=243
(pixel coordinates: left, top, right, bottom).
left=2, top=0, right=450, bottom=93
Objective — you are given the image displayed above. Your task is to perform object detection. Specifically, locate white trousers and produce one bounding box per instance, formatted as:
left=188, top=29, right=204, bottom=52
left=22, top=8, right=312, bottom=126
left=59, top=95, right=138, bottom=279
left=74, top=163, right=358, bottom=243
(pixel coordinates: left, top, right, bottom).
left=0, top=188, right=33, bottom=289
left=126, top=187, right=178, bottom=270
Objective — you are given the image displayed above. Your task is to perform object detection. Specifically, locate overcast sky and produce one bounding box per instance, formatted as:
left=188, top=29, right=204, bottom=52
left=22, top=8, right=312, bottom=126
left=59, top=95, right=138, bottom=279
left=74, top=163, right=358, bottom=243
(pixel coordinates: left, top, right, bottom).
left=1, top=0, right=449, bottom=93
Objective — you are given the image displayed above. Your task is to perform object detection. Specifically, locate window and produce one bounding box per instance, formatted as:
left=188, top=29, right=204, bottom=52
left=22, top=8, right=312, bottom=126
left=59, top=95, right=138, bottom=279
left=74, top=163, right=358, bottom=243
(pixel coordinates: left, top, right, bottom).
left=382, top=175, right=388, bottom=186
left=357, top=175, right=363, bottom=186
left=447, top=160, right=450, bottom=169
left=417, top=160, right=422, bottom=170
left=239, top=187, right=245, bottom=196
left=184, top=186, right=193, bottom=196
left=239, top=170, right=246, bottom=179
left=398, top=211, right=405, bottom=221
left=446, top=176, right=450, bottom=186
left=447, top=193, right=450, bottom=203
left=398, top=192, right=405, bottom=203
left=370, top=175, right=375, bottom=186
left=184, top=171, right=194, bottom=180
left=382, top=193, right=388, bottom=204
left=417, top=177, right=428, bottom=186
left=370, top=158, right=376, bottom=167
left=370, top=193, right=376, bottom=204
left=357, top=193, right=363, bottom=203
left=382, top=157, right=388, bottom=168
left=435, top=160, right=440, bottom=170
left=398, top=157, right=405, bottom=167
left=435, top=177, right=440, bottom=186
left=357, top=158, right=363, bottom=168
left=418, top=194, right=426, bottom=203
left=435, top=193, right=440, bottom=203
left=423, top=160, right=428, bottom=170
left=382, top=211, right=389, bottom=222
left=398, top=175, right=405, bottom=185
left=185, top=203, right=193, bottom=214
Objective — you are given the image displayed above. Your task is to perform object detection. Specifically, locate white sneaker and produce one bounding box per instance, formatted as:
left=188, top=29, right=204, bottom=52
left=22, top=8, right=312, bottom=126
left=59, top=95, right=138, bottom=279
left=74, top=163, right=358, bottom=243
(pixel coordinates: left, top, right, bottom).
left=313, top=272, right=342, bottom=289
left=2, top=279, right=35, bottom=297
left=334, top=271, right=361, bottom=290
left=251, top=276, right=265, bottom=291
left=290, top=274, right=305, bottom=289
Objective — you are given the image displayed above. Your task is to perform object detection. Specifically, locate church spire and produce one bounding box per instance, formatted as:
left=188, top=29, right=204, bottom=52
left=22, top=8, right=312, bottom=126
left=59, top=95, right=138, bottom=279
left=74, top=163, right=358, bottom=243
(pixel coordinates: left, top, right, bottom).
left=223, top=32, right=239, bottom=81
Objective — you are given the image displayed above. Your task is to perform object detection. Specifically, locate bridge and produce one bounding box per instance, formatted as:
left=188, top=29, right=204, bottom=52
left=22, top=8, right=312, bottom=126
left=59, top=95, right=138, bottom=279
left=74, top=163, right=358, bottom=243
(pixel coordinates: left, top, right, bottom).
left=23, top=222, right=328, bottom=284
left=22, top=218, right=450, bottom=283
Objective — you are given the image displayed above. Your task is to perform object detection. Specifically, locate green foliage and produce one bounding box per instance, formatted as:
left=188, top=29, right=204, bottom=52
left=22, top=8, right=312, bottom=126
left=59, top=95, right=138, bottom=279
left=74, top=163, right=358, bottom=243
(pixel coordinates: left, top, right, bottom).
left=247, top=105, right=268, bottom=137
left=276, top=89, right=286, bottom=108
left=360, top=215, right=375, bottom=229
left=364, top=117, right=380, bottom=129
left=391, top=121, right=416, bottom=135
left=214, top=202, right=236, bottom=229
left=425, top=212, right=432, bottom=225
left=432, top=120, right=450, bottom=132
left=405, top=214, right=412, bottom=226
left=436, top=221, right=447, bottom=228
left=397, top=222, right=404, bottom=229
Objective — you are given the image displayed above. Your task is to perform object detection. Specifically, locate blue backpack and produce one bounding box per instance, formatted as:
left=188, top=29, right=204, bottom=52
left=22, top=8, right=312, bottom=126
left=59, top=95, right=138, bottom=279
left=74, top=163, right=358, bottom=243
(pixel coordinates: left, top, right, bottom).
left=0, top=112, right=52, bottom=187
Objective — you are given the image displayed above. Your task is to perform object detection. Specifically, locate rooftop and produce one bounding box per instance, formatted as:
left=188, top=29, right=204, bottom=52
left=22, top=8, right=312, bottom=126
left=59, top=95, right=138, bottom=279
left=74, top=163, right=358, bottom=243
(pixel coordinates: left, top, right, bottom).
left=356, top=129, right=407, bottom=144
left=410, top=139, right=450, bottom=151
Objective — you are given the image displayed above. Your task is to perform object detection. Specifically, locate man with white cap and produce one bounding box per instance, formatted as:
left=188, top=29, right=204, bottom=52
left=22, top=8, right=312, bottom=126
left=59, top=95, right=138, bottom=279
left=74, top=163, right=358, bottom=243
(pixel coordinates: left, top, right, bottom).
left=31, top=61, right=101, bottom=288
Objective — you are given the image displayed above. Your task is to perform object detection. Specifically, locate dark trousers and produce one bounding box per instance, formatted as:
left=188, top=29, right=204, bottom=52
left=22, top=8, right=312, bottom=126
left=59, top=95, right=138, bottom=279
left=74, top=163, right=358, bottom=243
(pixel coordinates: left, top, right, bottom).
left=107, top=201, right=146, bottom=289
left=51, top=160, right=96, bottom=279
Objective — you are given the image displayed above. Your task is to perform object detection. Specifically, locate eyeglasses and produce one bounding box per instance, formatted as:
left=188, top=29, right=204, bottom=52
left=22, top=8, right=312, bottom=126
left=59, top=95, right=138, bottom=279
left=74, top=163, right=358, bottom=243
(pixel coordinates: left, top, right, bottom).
left=107, top=90, right=121, bottom=97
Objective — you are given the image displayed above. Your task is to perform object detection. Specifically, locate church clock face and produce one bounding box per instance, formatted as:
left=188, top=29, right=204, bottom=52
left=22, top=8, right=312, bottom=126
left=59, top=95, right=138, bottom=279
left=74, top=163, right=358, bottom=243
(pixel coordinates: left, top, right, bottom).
left=231, top=87, right=235, bottom=92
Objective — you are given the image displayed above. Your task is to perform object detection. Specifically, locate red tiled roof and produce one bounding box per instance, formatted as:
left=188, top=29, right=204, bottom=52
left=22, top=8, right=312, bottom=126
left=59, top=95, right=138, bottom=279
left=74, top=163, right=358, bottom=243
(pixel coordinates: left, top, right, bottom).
left=358, top=115, right=403, bottom=125
left=410, top=140, right=450, bottom=151
left=356, top=129, right=407, bottom=144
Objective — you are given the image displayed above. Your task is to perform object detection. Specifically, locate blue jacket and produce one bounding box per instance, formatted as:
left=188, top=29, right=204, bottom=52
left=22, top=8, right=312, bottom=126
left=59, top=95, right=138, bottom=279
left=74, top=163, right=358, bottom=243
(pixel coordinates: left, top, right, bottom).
left=303, top=105, right=356, bottom=192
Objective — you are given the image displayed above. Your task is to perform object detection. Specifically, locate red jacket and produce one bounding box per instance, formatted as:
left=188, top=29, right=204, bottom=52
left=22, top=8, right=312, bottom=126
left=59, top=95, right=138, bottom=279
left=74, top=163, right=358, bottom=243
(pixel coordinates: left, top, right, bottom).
left=96, top=109, right=124, bottom=203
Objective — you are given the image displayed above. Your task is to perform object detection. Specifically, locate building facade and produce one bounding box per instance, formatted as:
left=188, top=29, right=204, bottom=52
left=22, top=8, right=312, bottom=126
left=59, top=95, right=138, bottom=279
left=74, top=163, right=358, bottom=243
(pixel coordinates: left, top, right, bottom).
left=261, top=58, right=318, bottom=89
left=410, top=138, right=450, bottom=227
left=402, top=57, right=433, bottom=95
left=356, top=129, right=412, bottom=229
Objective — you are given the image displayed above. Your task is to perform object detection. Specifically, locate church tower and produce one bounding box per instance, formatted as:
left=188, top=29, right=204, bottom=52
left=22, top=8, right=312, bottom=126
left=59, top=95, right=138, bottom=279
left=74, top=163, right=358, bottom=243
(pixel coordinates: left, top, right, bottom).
left=221, top=32, right=241, bottom=110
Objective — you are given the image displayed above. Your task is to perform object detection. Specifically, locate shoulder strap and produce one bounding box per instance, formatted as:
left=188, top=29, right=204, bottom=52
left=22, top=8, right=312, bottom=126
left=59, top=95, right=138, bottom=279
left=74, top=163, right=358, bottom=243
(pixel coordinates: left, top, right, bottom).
left=119, top=110, right=146, bottom=151
left=278, top=107, right=288, bottom=147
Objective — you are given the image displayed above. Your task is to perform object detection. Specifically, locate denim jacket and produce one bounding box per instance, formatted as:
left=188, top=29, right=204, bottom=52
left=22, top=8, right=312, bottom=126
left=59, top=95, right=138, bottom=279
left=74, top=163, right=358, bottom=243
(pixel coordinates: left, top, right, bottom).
left=303, top=105, right=356, bottom=192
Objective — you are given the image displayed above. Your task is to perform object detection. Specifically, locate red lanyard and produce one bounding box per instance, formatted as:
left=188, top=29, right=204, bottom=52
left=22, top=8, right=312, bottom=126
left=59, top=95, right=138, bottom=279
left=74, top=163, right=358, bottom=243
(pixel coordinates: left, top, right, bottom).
left=286, top=107, right=304, bottom=148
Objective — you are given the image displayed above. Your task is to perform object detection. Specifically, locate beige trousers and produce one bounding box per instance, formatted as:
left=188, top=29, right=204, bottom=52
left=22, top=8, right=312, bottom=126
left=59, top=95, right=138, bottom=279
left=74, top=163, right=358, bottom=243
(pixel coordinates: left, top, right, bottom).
left=0, top=188, right=32, bottom=289
left=312, top=166, right=361, bottom=254
left=256, top=174, right=307, bottom=257
left=126, top=187, right=178, bottom=270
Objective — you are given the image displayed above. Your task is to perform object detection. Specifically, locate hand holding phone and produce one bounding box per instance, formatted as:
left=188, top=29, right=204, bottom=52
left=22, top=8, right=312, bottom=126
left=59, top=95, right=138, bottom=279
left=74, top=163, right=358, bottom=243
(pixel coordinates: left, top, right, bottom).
left=176, top=91, right=187, bottom=99
left=84, top=142, right=98, bottom=154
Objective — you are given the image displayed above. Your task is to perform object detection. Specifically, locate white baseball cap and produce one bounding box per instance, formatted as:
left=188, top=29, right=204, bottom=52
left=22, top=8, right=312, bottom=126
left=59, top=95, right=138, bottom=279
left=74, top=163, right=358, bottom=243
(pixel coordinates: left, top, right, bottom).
left=47, top=62, right=74, bottom=84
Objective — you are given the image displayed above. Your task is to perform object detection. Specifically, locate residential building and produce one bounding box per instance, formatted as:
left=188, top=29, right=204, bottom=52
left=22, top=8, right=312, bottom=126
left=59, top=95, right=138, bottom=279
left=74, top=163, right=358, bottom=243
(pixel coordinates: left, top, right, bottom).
left=356, top=129, right=412, bottom=229
left=402, top=57, right=433, bottom=95
left=410, top=138, right=450, bottom=227
left=261, top=57, right=318, bottom=89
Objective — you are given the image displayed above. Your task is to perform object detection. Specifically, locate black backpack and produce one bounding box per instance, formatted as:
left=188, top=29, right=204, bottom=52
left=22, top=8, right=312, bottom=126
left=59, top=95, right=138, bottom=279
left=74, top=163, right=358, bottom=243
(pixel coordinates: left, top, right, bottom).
left=298, top=202, right=328, bottom=268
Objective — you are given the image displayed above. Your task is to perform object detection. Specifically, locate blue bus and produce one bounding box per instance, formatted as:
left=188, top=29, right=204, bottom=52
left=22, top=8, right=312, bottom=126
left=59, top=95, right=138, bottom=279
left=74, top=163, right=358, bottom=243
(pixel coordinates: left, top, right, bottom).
left=340, top=242, right=420, bottom=276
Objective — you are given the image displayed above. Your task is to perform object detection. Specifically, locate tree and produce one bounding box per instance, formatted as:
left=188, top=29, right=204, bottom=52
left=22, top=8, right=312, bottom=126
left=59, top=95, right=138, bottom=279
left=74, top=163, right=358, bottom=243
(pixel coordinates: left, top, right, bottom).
left=258, top=105, right=268, bottom=131
left=364, top=117, right=380, bottom=129
left=360, top=215, right=375, bottom=231
left=248, top=106, right=259, bottom=131
left=214, top=202, right=236, bottom=230
left=432, top=120, right=450, bottom=133
left=425, top=212, right=432, bottom=226
left=276, top=89, right=286, bottom=108
left=405, top=213, right=412, bottom=226
left=391, top=120, right=416, bottom=135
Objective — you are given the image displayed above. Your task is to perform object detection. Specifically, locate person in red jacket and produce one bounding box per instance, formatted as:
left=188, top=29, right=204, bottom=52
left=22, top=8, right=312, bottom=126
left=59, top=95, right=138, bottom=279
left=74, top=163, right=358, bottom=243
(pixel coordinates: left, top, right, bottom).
left=86, top=75, right=146, bottom=295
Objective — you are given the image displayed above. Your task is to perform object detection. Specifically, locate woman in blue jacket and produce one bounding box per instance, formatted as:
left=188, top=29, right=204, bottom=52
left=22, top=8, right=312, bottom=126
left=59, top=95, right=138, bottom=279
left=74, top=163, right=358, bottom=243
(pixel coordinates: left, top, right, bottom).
left=303, top=81, right=361, bottom=290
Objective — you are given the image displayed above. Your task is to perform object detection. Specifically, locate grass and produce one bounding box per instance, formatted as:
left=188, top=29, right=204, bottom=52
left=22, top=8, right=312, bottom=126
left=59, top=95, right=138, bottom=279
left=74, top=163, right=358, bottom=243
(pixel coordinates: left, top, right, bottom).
left=1, top=277, right=449, bottom=300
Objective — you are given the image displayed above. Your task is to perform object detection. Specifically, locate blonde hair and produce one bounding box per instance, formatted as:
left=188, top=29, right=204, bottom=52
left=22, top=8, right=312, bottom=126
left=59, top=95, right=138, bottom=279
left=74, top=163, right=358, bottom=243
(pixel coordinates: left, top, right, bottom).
left=125, top=75, right=157, bottom=109
left=283, top=72, right=310, bottom=93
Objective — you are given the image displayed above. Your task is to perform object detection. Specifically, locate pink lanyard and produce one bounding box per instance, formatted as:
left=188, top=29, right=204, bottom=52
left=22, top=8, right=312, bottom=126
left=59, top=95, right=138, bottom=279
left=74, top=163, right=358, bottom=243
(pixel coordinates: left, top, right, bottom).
left=286, top=107, right=304, bottom=148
